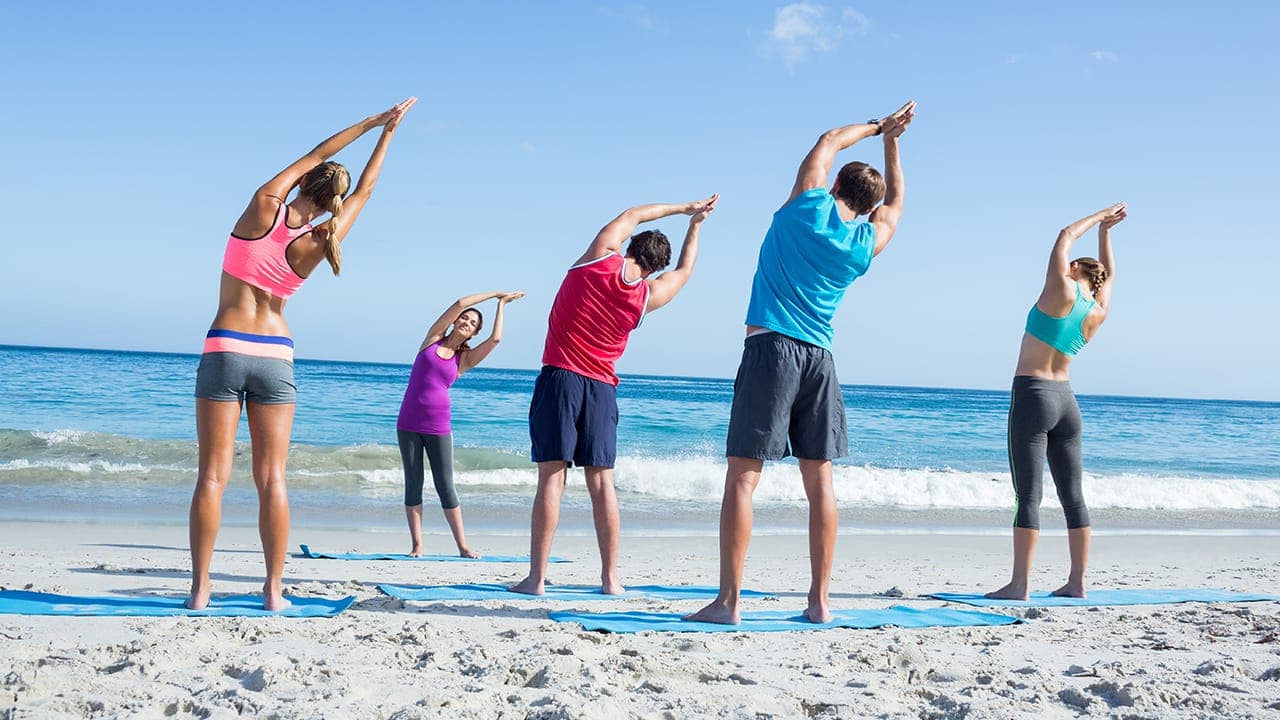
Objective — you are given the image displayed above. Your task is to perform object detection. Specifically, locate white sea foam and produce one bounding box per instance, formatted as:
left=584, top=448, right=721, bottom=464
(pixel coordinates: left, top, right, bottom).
left=5, top=437, right=1278, bottom=512
left=452, top=457, right=1280, bottom=511
left=0, top=458, right=184, bottom=475
left=30, top=429, right=88, bottom=444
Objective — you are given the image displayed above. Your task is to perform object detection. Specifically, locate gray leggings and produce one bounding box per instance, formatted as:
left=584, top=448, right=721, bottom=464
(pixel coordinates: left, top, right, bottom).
left=1007, top=377, right=1090, bottom=530
left=397, top=430, right=459, bottom=509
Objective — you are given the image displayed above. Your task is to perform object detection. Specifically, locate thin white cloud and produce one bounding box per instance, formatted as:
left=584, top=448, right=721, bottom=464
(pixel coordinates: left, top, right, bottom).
left=1091, top=50, right=1119, bottom=63
left=519, top=141, right=536, bottom=155
left=764, top=3, right=869, bottom=69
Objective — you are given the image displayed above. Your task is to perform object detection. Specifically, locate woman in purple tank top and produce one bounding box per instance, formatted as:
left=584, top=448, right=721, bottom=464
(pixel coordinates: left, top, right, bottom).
left=397, top=290, right=524, bottom=557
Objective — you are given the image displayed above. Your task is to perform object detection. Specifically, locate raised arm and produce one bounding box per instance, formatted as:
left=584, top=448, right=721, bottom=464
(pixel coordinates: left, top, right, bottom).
left=646, top=195, right=718, bottom=313
left=232, top=101, right=408, bottom=236
left=790, top=101, right=915, bottom=204
left=323, top=97, right=417, bottom=247
left=1047, top=203, right=1125, bottom=284
left=1093, top=205, right=1126, bottom=309
left=419, top=290, right=509, bottom=352
left=576, top=196, right=718, bottom=266
left=461, top=292, right=525, bottom=373
left=867, top=102, right=915, bottom=255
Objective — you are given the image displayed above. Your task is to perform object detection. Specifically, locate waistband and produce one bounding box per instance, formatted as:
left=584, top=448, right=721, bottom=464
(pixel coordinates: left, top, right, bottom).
left=203, top=329, right=294, bottom=361
left=744, top=330, right=829, bottom=355
left=1012, top=375, right=1072, bottom=392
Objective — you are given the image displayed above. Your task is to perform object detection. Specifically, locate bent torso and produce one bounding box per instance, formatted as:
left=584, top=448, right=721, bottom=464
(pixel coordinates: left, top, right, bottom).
left=1014, top=281, right=1106, bottom=381
left=211, top=203, right=329, bottom=337
left=209, top=272, right=292, bottom=337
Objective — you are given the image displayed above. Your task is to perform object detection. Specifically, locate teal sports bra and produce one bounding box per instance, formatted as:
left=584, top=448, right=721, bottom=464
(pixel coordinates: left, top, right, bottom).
left=1025, top=284, right=1096, bottom=356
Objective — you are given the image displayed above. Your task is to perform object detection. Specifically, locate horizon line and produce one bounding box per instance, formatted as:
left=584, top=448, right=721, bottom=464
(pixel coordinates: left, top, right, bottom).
left=3, top=342, right=1276, bottom=407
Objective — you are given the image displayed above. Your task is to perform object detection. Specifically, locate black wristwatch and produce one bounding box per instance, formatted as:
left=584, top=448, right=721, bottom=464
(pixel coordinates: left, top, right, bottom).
left=868, top=118, right=882, bottom=135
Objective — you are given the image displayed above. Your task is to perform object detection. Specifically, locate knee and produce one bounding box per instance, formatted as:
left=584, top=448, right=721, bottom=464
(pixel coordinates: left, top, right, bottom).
left=1014, top=501, right=1041, bottom=531
left=1014, top=514, right=1040, bottom=531
left=584, top=476, right=614, bottom=499
left=1063, top=503, right=1090, bottom=529
left=253, top=469, right=288, bottom=495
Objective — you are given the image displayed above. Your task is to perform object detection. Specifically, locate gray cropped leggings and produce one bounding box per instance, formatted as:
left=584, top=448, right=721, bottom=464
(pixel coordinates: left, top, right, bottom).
left=1007, top=377, right=1090, bottom=530
left=397, top=430, right=460, bottom=509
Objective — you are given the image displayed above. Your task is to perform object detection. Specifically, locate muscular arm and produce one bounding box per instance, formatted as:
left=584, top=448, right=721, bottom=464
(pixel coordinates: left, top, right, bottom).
left=868, top=135, right=905, bottom=256
left=789, top=123, right=881, bottom=203
left=790, top=101, right=916, bottom=207
left=577, top=199, right=712, bottom=265
left=645, top=211, right=707, bottom=313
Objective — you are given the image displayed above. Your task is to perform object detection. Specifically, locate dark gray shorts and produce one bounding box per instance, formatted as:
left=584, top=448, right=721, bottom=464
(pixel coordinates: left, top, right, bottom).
left=725, top=332, right=848, bottom=461
left=194, top=352, right=297, bottom=404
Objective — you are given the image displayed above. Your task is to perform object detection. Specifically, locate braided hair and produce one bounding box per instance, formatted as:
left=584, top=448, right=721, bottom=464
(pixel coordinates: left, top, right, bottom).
left=1072, top=257, right=1109, bottom=297
left=298, top=161, right=352, bottom=276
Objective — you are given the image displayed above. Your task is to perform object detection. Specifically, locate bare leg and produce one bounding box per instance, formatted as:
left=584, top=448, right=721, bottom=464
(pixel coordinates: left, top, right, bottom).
left=510, top=462, right=567, bottom=595
left=986, top=527, right=1038, bottom=600
left=1053, top=526, right=1091, bottom=598
left=442, top=506, right=479, bottom=558
left=404, top=504, right=424, bottom=556
left=246, top=402, right=294, bottom=611
left=685, top=457, right=764, bottom=625
left=800, top=459, right=836, bottom=623
left=584, top=467, right=623, bottom=594
left=187, top=399, right=241, bottom=610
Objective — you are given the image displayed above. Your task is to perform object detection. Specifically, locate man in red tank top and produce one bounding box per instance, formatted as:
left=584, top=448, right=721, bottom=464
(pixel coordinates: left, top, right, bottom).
left=511, top=194, right=718, bottom=595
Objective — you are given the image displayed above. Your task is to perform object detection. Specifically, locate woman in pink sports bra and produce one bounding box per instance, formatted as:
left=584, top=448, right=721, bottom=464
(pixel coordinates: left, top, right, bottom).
left=396, top=291, right=524, bottom=559
left=188, top=97, right=417, bottom=611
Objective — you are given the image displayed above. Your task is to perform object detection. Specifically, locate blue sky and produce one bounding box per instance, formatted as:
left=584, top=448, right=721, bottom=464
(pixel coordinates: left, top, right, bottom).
left=2, top=2, right=1277, bottom=401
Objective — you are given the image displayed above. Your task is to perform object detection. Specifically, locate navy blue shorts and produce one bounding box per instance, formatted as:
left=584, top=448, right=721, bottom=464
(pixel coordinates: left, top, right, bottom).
left=529, top=365, right=619, bottom=468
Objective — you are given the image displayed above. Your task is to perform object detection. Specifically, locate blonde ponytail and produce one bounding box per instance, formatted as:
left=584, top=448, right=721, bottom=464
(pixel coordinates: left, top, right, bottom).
left=323, top=190, right=344, bottom=275
left=298, top=162, right=351, bottom=276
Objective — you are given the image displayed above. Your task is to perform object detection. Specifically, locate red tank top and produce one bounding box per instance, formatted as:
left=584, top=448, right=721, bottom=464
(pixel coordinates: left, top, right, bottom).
left=542, top=253, right=649, bottom=386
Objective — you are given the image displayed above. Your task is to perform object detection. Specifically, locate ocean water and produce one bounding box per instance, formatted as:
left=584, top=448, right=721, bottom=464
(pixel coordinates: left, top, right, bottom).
left=1, top=345, right=1277, bottom=536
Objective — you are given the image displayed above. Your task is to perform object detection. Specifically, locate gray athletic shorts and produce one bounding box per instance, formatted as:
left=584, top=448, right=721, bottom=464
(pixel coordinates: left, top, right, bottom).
left=194, top=352, right=297, bottom=404
left=725, top=332, right=848, bottom=461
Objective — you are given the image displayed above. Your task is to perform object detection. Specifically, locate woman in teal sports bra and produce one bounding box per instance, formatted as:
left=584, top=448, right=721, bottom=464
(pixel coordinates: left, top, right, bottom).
left=986, top=202, right=1126, bottom=602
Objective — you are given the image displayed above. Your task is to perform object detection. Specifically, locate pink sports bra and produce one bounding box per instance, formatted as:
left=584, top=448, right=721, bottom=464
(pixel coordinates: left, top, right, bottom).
left=221, top=202, right=312, bottom=298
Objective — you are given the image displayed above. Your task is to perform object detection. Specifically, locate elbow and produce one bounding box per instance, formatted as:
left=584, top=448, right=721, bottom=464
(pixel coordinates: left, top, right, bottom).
left=814, top=131, right=840, bottom=153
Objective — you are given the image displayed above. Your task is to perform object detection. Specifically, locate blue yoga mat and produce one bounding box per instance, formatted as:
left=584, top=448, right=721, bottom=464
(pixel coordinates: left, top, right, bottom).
left=927, top=588, right=1278, bottom=608
left=298, top=544, right=568, bottom=564
left=0, top=590, right=355, bottom=617
left=550, top=605, right=1020, bottom=633
left=379, top=583, right=773, bottom=602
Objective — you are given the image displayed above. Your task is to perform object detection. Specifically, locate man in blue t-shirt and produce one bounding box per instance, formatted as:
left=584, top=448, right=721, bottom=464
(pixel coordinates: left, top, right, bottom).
left=687, top=101, right=916, bottom=625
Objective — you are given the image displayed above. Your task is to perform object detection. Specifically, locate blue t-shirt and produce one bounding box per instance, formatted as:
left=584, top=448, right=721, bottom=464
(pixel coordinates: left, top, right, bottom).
left=744, top=188, right=876, bottom=350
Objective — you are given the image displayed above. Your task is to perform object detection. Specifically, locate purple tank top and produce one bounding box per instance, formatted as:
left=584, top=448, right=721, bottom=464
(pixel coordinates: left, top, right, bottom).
left=396, top=342, right=461, bottom=435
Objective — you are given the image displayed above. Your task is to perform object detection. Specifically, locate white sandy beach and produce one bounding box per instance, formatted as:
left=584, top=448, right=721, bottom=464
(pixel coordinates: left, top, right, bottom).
left=2, top=520, right=1278, bottom=719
